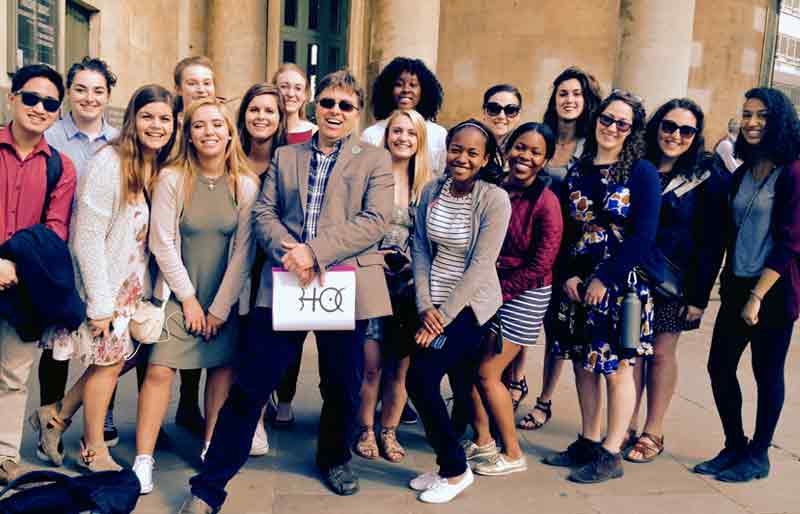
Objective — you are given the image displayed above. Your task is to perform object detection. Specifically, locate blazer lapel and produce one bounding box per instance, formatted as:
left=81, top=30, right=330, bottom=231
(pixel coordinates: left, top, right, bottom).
left=320, top=134, right=357, bottom=212
left=297, top=141, right=312, bottom=214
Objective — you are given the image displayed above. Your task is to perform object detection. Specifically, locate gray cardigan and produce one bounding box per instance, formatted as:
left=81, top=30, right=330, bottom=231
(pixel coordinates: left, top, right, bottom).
left=412, top=175, right=512, bottom=327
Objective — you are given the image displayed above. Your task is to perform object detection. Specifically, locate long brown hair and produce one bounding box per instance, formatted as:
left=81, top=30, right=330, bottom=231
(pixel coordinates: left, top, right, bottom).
left=382, top=109, right=433, bottom=205
left=271, top=63, right=311, bottom=120
left=237, top=83, right=288, bottom=155
left=166, top=98, right=254, bottom=204
left=108, top=84, right=177, bottom=204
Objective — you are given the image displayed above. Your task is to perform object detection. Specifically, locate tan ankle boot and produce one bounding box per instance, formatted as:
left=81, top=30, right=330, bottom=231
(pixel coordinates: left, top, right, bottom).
left=28, top=402, right=70, bottom=466
left=78, top=438, right=122, bottom=472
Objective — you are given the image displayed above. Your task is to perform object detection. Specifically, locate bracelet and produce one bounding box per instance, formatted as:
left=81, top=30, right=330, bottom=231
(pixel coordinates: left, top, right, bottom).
left=749, top=290, right=763, bottom=302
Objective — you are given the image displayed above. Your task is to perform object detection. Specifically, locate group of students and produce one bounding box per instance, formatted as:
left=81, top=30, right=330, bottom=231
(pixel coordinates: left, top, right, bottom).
left=0, top=53, right=798, bottom=514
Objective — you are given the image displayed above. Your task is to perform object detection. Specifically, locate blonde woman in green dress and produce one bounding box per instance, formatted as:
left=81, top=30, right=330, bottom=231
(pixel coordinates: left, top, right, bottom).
left=133, top=98, right=258, bottom=494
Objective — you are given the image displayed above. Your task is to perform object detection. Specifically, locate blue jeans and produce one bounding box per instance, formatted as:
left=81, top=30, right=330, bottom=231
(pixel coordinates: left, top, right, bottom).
left=405, top=308, right=484, bottom=478
left=190, top=307, right=365, bottom=509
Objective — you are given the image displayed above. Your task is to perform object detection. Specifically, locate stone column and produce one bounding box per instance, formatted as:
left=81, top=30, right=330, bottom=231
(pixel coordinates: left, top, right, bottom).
left=616, top=0, right=696, bottom=110
left=207, top=0, right=267, bottom=101
left=369, top=0, right=441, bottom=72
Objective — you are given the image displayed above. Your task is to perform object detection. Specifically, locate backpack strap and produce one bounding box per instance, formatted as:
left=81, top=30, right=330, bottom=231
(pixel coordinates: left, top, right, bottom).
left=0, top=469, right=73, bottom=500
left=40, top=145, right=64, bottom=225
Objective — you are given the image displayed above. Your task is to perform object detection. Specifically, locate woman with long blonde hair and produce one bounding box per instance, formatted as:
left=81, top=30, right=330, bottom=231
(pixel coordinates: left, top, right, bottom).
left=31, top=85, right=177, bottom=472
left=133, top=98, right=258, bottom=494
left=354, top=109, right=433, bottom=463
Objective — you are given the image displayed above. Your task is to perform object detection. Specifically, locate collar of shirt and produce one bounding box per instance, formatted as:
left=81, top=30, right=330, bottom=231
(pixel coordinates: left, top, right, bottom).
left=63, top=112, right=116, bottom=142
left=310, top=132, right=344, bottom=157
left=0, top=123, right=53, bottom=160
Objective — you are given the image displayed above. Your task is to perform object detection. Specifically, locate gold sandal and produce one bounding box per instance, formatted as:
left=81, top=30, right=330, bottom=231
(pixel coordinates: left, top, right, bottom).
left=378, top=426, right=406, bottom=463
left=354, top=426, right=378, bottom=460
left=28, top=402, right=71, bottom=466
left=78, top=438, right=122, bottom=472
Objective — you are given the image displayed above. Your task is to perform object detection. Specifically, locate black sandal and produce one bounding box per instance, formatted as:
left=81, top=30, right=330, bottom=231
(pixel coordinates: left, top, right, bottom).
left=506, top=376, right=529, bottom=412
left=517, top=397, right=552, bottom=430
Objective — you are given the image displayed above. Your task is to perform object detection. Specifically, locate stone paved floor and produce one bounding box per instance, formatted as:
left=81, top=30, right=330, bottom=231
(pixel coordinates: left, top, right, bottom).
left=16, top=295, right=800, bottom=513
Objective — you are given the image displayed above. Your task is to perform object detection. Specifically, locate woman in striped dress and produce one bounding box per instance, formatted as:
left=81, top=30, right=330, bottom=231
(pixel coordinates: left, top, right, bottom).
left=467, top=122, right=564, bottom=476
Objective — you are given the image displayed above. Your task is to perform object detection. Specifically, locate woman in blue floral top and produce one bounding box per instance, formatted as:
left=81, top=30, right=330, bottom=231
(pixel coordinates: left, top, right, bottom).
left=545, top=90, right=661, bottom=484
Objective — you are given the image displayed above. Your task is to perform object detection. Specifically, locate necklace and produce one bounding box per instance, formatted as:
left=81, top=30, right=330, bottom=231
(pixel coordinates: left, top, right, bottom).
left=198, top=174, right=223, bottom=190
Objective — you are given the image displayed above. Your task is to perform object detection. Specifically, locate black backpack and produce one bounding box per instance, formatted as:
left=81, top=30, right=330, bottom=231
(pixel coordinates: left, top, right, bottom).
left=0, top=469, right=140, bottom=514
left=40, top=145, right=63, bottom=224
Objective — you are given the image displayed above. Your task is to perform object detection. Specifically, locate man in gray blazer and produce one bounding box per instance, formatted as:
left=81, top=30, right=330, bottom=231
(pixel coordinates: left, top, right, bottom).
left=179, top=70, right=393, bottom=513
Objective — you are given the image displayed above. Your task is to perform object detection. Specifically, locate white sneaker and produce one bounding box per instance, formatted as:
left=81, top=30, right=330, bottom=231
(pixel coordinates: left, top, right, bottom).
left=200, top=441, right=210, bottom=463
left=461, top=439, right=498, bottom=461
left=409, top=471, right=442, bottom=491
left=473, top=453, right=528, bottom=476
left=418, top=468, right=474, bottom=504
left=132, top=455, right=154, bottom=495
left=250, top=420, right=270, bottom=457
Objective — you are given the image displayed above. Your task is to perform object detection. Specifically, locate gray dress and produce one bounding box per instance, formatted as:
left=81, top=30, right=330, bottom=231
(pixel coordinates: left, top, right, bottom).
left=149, top=178, right=240, bottom=369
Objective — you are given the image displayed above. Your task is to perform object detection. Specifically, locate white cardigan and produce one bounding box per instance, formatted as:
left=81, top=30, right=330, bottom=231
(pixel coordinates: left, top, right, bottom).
left=70, top=146, right=149, bottom=320
left=149, top=167, right=258, bottom=321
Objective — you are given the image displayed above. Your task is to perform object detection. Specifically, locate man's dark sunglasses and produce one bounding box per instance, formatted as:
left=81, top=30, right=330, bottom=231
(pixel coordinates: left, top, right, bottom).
left=597, top=113, right=632, bottom=133
left=660, top=119, right=698, bottom=138
left=15, top=91, right=61, bottom=113
left=484, top=102, right=520, bottom=117
left=318, top=97, right=358, bottom=113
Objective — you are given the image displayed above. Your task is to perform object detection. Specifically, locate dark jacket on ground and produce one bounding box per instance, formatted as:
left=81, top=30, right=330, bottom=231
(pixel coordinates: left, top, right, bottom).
left=722, top=159, right=800, bottom=321
left=649, top=154, right=730, bottom=309
left=0, top=224, right=85, bottom=341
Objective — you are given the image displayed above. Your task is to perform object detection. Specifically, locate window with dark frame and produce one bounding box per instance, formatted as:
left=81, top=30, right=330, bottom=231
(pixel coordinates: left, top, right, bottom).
left=13, top=0, right=58, bottom=70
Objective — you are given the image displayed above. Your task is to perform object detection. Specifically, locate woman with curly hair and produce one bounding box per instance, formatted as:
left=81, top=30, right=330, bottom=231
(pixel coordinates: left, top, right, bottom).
left=406, top=119, right=510, bottom=503
left=624, top=98, right=729, bottom=463
left=544, top=91, right=661, bottom=484
left=694, top=88, right=800, bottom=482
left=362, top=57, right=447, bottom=174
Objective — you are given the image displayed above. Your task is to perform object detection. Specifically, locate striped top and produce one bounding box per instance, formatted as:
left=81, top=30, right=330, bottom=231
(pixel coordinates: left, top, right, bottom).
left=427, top=178, right=473, bottom=304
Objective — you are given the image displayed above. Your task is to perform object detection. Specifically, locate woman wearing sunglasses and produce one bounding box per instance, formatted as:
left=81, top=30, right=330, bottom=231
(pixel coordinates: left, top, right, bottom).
left=362, top=57, right=447, bottom=174
left=694, top=88, right=800, bottom=482
left=546, top=91, right=661, bottom=484
left=518, top=66, right=602, bottom=431
left=481, top=84, right=523, bottom=147
left=624, top=98, right=728, bottom=463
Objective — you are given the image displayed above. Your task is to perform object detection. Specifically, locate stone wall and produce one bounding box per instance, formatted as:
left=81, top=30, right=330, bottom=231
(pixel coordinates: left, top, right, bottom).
left=435, top=0, right=621, bottom=128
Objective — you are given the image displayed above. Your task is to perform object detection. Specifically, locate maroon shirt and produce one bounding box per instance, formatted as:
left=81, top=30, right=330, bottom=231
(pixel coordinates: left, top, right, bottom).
left=0, top=124, right=76, bottom=244
left=496, top=181, right=564, bottom=303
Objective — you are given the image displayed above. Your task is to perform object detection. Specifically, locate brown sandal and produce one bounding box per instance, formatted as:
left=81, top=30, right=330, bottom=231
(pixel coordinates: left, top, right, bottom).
left=354, top=426, right=378, bottom=460
left=378, top=426, right=406, bottom=463
left=625, top=432, right=664, bottom=463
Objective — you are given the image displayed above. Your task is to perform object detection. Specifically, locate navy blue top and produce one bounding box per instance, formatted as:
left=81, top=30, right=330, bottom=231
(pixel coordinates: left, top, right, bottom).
left=649, top=155, right=730, bottom=308
left=561, top=158, right=661, bottom=289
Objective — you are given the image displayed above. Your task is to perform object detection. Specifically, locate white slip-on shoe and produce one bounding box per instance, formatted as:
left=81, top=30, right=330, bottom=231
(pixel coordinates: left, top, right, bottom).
left=250, top=420, right=270, bottom=457
left=473, top=453, right=528, bottom=476
left=418, top=467, right=474, bottom=504
left=133, top=454, right=155, bottom=495
left=409, top=471, right=441, bottom=491
left=461, top=439, right=498, bottom=461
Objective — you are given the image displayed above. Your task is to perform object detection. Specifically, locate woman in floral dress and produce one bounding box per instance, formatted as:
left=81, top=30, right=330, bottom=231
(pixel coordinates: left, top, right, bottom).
left=545, top=90, right=662, bottom=484
left=31, top=85, right=177, bottom=472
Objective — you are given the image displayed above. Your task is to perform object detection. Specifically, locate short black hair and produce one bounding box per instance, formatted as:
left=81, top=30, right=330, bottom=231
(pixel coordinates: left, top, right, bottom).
left=371, top=57, right=443, bottom=121
left=446, top=119, right=504, bottom=185
left=504, top=122, right=556, bottom=161
left=11, top=64, right=65, bottom=101
left=543, top=66, right=602, bottom=139
left=66, top=57, right=118, bottom=91
left=734, top=87, right=800, bottom=166
left=483, top=84, right=522, bottom=107
left=645, top=98, right=706, bottom=177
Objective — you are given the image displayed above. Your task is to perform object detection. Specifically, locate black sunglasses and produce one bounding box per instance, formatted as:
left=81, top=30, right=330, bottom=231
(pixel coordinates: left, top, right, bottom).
left=597, top=113, right=632, bottom=133
left=318, top=97, right=358, bottom=113
left=15, top=91, right=61, bottom=113
left=484, top=102, right=520, bottom=117
left=660, top=119, right=698, bottom=138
